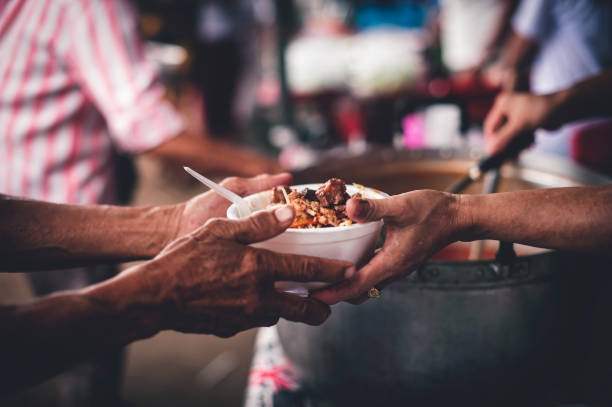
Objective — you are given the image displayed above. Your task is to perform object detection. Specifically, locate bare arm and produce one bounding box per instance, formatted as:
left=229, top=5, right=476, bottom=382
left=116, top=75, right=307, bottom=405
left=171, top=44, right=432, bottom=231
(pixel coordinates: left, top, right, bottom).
left=0, top=276, right=158, bottom=394
left=0, top=173, right=292, bottom=271
left=460, top=186, right=612, bottom=252
left=0, top=195, right=175, bottom=270
left=0, top=208, right=353, bottom=394
left=146, top=132, right=282, bottom=177
left=546, top=69, right=612, bottom=125
left=492, top=31, right=538, bottom=91
left=314, top=185, right=612, bottom=304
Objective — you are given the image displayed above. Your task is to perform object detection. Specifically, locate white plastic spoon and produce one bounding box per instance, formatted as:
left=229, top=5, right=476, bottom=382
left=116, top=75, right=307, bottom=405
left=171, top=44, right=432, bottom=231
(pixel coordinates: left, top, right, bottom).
left=183, top=166, right=251, bottom=218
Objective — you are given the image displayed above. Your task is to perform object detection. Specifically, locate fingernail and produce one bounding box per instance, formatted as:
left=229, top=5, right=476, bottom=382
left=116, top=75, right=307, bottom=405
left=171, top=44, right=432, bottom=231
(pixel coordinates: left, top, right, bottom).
left=344, top=266, right=356, bottom=279
left=353, top=200, right=370, bottom=219
left=274, top=205, right=294, bottom=224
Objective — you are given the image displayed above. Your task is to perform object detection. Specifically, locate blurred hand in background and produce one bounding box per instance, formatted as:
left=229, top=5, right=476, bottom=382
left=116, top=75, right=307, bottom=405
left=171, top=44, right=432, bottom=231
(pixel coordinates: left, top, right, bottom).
left=483, top=91, right=564, bottom=154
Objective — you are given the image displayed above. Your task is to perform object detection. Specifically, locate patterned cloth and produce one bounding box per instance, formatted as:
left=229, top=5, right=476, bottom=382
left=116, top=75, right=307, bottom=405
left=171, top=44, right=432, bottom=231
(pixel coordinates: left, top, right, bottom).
left=245, top=327, right=303, bottom=407
left=0, top=0, right=183, bottom=204
left=0, top=2, right=182, bottom=404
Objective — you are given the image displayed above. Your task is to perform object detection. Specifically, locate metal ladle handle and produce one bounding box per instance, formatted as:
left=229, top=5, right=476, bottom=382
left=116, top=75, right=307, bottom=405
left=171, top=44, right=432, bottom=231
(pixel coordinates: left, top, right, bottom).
left=448, top=132, right=535, bottom=194
left=496, top=241, right=516, bottom=265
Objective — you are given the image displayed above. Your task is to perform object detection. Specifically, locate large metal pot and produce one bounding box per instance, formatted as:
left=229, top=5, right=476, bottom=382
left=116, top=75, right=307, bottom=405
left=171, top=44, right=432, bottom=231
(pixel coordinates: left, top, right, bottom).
left=278, top=149, right=612, bottom=406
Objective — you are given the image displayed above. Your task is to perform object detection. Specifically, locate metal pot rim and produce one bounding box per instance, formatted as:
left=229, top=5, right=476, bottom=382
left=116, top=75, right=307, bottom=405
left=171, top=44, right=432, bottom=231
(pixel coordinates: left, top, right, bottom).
left=394, top=250, right=571, bottom=289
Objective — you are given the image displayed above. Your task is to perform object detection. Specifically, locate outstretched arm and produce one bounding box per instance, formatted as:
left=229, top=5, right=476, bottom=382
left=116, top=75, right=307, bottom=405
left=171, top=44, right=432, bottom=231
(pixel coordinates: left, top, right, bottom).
left=146, top=132, right=282, bottom=178
left=461, top=185, right=612, bottom=251
left=314, top=185, right=612, bottom=304
left=1, top=207, right=353, bottom=394
left=0, top=195, right=175, bottom=270
left=0, top=173, right=292, bottom=271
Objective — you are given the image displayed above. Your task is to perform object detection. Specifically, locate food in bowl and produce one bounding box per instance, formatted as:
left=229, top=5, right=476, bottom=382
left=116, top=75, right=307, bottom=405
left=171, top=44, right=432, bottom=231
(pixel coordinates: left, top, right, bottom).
left=226, top=181, right=387, bottom=295
left=270, top=178, right=362, bottom=229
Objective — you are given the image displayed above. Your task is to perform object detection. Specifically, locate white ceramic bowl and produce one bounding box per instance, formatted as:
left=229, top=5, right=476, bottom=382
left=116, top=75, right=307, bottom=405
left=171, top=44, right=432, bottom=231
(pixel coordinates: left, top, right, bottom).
left=227, top=184, right=386, bottom=295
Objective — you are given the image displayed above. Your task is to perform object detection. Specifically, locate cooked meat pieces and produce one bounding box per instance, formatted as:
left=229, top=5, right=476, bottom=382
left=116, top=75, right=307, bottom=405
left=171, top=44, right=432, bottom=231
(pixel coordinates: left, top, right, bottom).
left=297, top=188, right=318, bottom=202
left=290, top=193, right=348, bottom=228
left=269, top=179, right=360, bottom=228
left=315, top=178, right=350, bottom=207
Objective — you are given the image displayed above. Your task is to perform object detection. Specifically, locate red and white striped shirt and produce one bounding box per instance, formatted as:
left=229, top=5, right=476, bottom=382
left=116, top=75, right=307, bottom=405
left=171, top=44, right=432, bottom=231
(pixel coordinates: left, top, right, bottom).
left=0, top=0, right=184, bottom=204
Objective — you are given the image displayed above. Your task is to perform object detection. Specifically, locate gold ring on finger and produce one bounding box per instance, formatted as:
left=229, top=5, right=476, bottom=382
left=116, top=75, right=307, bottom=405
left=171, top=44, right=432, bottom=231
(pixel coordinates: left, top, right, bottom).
left=368, top=287, right=382, bottom=299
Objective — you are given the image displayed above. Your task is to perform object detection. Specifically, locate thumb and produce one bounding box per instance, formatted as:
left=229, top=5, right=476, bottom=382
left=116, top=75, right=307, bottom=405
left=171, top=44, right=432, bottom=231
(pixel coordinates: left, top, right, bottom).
left=347, top=197, right=399, bottom=223
left=203, top=205, right=295, bottom=244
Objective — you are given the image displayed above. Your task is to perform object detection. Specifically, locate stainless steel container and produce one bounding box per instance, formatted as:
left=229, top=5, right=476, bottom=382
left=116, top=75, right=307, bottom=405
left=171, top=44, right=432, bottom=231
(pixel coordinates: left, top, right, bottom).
left=278, top=149, right=612, bottom=406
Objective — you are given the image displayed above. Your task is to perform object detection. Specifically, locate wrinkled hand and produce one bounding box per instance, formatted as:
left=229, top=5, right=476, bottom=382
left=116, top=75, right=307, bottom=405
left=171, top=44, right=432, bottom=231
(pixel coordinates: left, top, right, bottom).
left=484, top=92, right=564, bottom=155
left=134, top=206, right=353, bottom=337
left=313, top=191, right=461, bottom=305
left=171, top=173, right=293, bottom=242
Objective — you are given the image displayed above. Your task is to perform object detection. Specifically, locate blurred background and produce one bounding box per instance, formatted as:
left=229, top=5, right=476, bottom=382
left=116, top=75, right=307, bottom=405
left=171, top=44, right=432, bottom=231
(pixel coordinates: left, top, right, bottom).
left=2, top=0, right=611, bottom=406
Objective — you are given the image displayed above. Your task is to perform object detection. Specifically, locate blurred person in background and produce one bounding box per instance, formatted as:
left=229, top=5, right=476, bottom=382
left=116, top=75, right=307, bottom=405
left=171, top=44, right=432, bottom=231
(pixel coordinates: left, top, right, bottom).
left=193, top=0, right=255, bottom=137
left=438, top=0, right=519, bottom=75
left=483, top=0, right=612, bottom=167
left=0, top=0, right=279, bottom=405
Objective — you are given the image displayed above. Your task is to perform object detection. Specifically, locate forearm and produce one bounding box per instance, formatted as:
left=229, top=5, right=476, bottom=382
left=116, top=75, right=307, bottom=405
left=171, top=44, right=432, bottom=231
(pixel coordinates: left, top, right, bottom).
left=499, top=32, right=536, bottom=67
left=0, top=195, right=179, bottom=271
left=146, top=133, right=278, bottom=177
left=458, top=186, right=612, bottom=252
left=497, top=32, right=538, bottom=91
left=0, top=265, right=160, bottom=394
left=483, top=0, right=520, bottom=57
left=547, top=69, right=612, bottom=126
